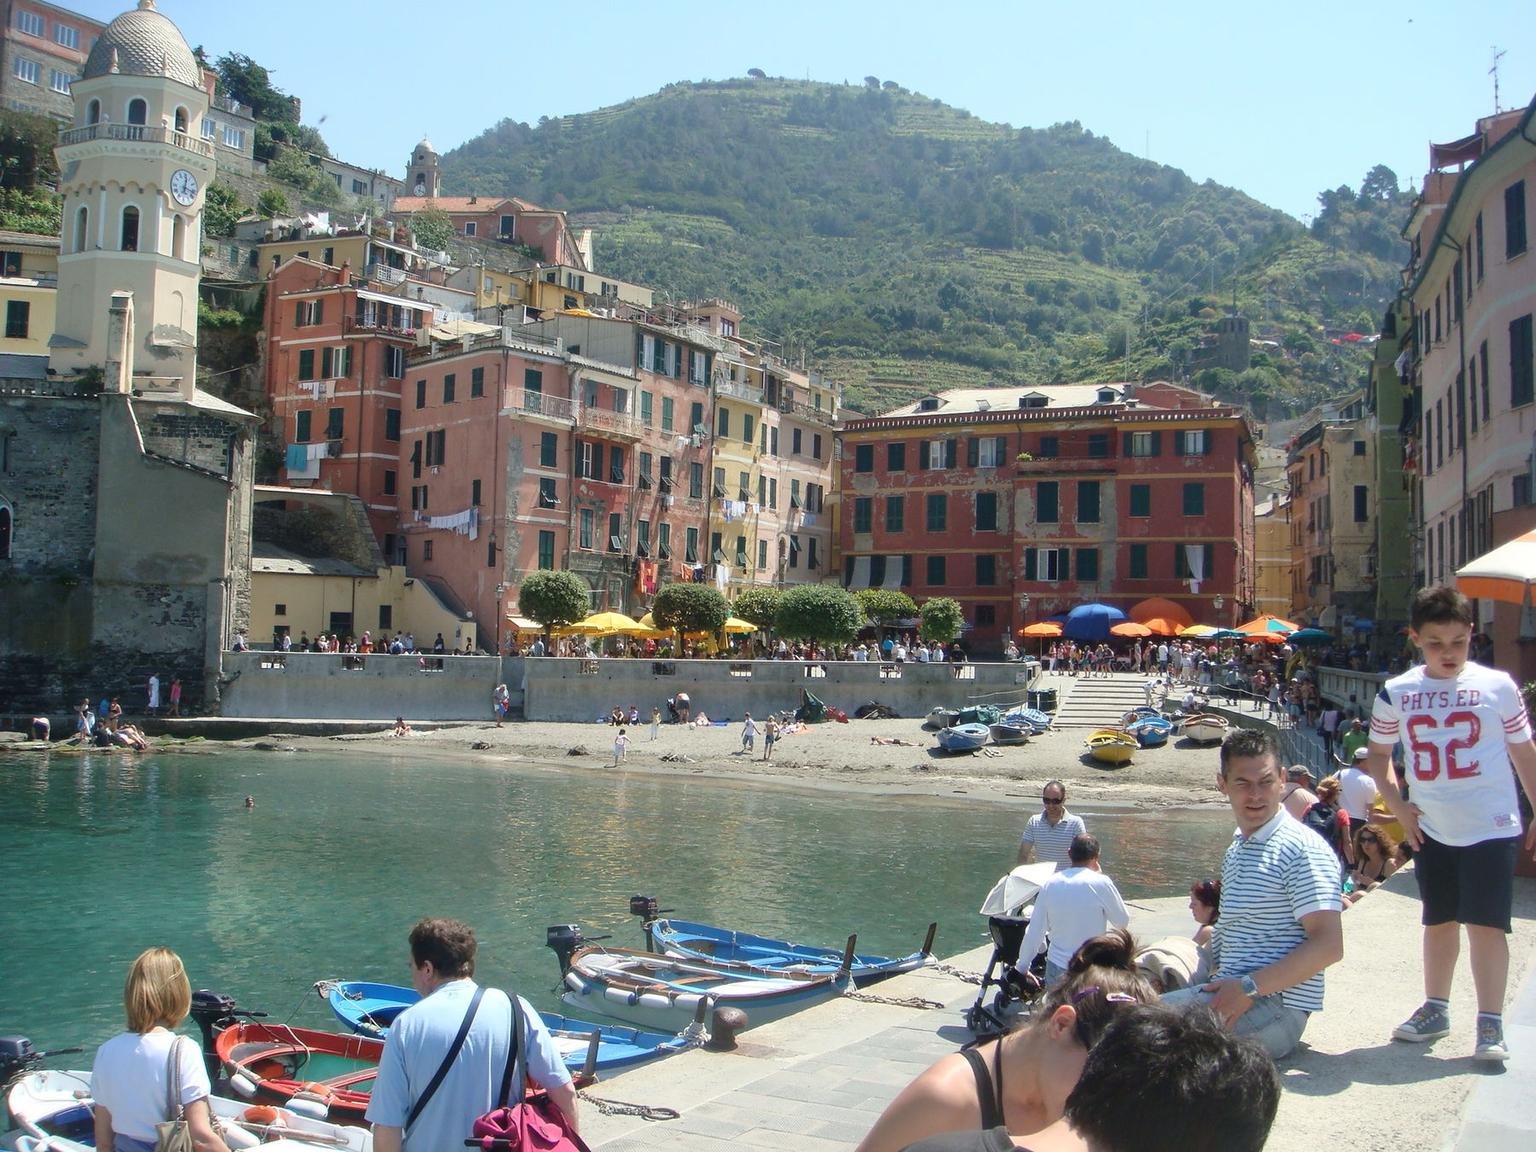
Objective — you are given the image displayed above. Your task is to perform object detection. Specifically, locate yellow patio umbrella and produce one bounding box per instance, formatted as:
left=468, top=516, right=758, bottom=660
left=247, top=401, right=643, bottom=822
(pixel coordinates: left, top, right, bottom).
left=1179, top=624, right=1219, bottom=638
left=638, top=612, right=659, bottom=628
left=722, top=617, right=759, bottom=634
left=575, top=610, right=644, bottom=636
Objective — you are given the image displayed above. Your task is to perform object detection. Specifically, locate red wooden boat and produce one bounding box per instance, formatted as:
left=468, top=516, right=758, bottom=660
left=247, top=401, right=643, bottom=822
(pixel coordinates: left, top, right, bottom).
left=214, top=1019, right=596, bottom=1128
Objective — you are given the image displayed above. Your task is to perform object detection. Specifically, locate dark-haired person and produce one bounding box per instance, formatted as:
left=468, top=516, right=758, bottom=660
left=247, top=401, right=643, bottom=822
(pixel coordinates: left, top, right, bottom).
left=1016, top=781, right=1085, bottom=867
left=368, top=918, right=578, bottom=1152
left=856, top=931, right=1157, bottom=1152
left=1018, top=836, right=1129, bottom=986
left=1163, top=727, right=1343, bottom=1059
left=1364, top=584, right=1536, bottom=1061
left=900, top=1004, right=1280, bottom=1152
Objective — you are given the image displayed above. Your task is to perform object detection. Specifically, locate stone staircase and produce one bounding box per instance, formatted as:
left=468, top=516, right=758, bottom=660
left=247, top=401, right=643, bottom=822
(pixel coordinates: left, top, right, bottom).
left=1049, top=672, right=1157, bottom=729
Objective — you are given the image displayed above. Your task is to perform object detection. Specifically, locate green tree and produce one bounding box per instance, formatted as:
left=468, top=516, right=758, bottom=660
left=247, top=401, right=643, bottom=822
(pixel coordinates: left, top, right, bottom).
left=411, top=207, right=455, bottom=252
left=919, top=597, right=965, bottom=643
left=731, top=587, right=782, bottom=629
left=215, top=53, right=295, bottom=124
left=853, top=588, right=917, bottom=625
left=518, top=571, right=591, bottom=639
left=203, top=183, right=243, bottom=238
left=0, top=187, right=60, bottom=235
left=257, top=187, right=290, bottom=217
left=267, top=144, right=319, bottom=191
left=0, top=110, right=60, bottom=189
left=653, top=583, right=729, bottom=634
left=776, top=584, right=864, bottom=644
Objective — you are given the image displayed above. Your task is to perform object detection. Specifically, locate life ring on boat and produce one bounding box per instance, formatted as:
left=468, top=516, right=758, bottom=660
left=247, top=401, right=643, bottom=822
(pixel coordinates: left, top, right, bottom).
left=293, top=1082, right=335, bottom=1101
left=241, top=1105, right=292, bottom=1127
left=287, top=1083, right=335, bottom=1121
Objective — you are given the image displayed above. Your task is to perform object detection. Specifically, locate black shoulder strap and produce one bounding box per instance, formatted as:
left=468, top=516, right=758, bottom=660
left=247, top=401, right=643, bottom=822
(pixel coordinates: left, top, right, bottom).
left=407, top=985, right=485, bottom=1130
left=496, top=992, right=527, bottom=1108
left=960, top=1045, right=1003, bottom=1130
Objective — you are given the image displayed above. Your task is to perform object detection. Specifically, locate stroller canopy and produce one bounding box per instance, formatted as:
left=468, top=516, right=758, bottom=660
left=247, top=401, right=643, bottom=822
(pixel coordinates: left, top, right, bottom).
left=979, top=862, right=1059, bottom=918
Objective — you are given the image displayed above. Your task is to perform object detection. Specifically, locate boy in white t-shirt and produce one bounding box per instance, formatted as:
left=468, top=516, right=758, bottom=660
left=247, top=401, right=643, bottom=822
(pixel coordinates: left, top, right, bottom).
left=1364, top=585, right=1536, bottom=1062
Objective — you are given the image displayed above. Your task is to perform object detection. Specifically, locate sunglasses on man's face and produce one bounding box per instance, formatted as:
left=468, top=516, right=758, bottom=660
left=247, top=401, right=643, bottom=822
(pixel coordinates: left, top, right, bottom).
left=1043, top=796, right=1064, bottom=805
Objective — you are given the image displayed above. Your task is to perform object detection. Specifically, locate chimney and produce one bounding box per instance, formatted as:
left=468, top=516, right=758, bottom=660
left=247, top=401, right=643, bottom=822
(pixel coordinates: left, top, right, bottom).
left=105, top=291, right=134, bottom=394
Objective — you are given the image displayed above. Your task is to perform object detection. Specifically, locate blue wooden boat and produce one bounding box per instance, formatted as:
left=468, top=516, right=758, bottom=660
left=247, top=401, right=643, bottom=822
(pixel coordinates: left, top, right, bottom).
left=644, top=919, right=935, bottom=988
left=936, top=723, right=990, bottom=752
left=1125, top=714, right=1174, bottom=747
left=314, top=980, right=692, bottom=1073
left=1003, top=707, right=1053, bottom=734
left=559, top=946, right=851, bottom=1033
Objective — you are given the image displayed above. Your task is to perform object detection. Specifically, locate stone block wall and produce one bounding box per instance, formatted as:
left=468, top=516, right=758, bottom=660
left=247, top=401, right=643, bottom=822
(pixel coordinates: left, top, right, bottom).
left=140, top=409, right=238, bottom=476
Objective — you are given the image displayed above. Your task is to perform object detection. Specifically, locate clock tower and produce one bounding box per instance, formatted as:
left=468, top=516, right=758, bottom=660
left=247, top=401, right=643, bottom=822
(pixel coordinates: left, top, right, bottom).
left=49, top=0, right=215, bottom=386
left=406, top=136, right=440, bottom=199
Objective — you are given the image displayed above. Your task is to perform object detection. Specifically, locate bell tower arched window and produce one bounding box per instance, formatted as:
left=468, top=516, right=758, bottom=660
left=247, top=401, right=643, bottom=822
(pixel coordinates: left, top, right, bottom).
left=126, top=98, right=147, bottom=129
left=172, top=214, right=187, bottom=260
left=120, top=206, right=140, bottom=252
left=85, top=99, right=101, bottom=125
left=173, top=106, right=188, bottom=134
left=74, top=206, right=89, bottom=253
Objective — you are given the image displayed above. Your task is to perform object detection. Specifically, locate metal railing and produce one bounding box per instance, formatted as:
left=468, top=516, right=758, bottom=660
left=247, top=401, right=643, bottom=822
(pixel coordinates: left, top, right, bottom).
left=504, top=389, right=575, bottom=421
left=58, top=123, right=215, bottom=158
left=583, top=406, right=640, bottom=437
left=715, top=377, right=764, bottom=404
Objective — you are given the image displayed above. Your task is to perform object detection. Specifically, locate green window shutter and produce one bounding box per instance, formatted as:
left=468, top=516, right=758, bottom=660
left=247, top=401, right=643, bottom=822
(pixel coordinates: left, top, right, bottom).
left=1057, top=548, right=1070, bottom=580
left=1150, top=430, right=1162, bottom=456
left=946, top=439, right=958, bottom=468
left=1122, top=432, right=1132, bottom=456
left=1024, top=548, right=1037, bottom=581
left=966, top=438, right=979, bottom=467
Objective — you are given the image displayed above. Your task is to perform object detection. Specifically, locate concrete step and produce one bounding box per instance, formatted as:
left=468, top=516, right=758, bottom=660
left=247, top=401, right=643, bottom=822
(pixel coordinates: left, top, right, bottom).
left=1051, top=673, right=1161, bottom=728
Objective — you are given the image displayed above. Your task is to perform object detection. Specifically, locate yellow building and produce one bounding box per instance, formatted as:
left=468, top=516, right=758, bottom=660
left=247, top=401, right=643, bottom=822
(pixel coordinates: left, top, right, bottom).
left=1286, top=392, right=1376, bottom=632
left=1254, top=495, right=1293, bottom=620
left=1, top=230, right=60, bottom=364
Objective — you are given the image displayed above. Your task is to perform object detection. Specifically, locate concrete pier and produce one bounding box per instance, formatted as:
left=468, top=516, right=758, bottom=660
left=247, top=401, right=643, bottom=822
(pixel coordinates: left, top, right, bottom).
left=577, top=877, right=1536, bottom=1151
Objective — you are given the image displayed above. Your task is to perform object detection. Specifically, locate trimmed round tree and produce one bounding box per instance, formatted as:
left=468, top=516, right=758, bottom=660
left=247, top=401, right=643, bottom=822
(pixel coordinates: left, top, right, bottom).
left=919, top=596, right=965, bottom=644
left=518, top=570, right=590, bottom=641
left=853, top=588, right=917, bottom=627
left=731, top=587, right=783, bottom=630
left=652, top=582, right=729, bottom=635
left=776, top=584, right=865, bottom=647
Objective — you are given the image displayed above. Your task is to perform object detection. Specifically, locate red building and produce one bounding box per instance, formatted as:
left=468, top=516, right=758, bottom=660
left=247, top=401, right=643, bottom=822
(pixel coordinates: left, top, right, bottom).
left=837, top=382, right=1256, bottom=654
left=264, top=257, right=434, bottom=555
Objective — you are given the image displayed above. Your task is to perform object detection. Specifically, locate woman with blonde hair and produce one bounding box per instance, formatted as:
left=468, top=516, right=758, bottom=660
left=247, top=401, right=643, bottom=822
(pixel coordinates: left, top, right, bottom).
left=91, top=947, right=230, bottom=1152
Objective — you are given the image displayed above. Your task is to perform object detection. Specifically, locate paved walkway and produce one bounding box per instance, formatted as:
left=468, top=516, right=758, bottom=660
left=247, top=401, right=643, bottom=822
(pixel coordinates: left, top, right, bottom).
left=577, top=878, right=1536, bottom=1151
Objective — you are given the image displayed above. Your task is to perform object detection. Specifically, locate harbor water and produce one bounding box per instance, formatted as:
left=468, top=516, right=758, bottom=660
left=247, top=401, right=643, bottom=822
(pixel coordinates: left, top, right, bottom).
left=0, top=747, right=1234, bottom=1049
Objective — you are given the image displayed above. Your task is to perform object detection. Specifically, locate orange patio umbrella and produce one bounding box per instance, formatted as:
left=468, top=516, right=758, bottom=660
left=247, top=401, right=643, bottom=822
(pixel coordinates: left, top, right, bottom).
left=1137, top=617, right=1186, bottom=636
left=1128, top=597, right=1195, bottom=629
left=1021, top=622, right=1062, bottom=637
left=1110, top=621, right=1153, bottom=637
left=1236, top=613, right=1298, bottom=637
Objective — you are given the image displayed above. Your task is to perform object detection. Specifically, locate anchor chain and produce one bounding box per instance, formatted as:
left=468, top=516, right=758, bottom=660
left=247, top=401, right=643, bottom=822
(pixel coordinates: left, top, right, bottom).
left=925, top=962, right=984, bottom=984
left=845, top=991, right=945, bottom=1009
left=578, top=1092, right=681, bottom=1122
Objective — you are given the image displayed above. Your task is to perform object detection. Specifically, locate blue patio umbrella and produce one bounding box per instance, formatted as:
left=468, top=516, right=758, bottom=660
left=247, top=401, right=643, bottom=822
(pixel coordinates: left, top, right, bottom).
left=1062, top=602, right=1127, bottom=641
left=1288, top=627, right=1334, bottom=645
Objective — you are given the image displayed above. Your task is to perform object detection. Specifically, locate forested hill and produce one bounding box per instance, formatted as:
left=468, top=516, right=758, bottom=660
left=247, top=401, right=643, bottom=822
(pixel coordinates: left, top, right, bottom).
left=441, top=77, right=1413, bottom=416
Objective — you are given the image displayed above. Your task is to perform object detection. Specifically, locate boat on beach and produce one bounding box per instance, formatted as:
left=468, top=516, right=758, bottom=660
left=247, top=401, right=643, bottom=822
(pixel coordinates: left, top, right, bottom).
left=316, top=980, right=694, bottom=1072
left=936, top=723, right=991, bottom=752
left=555, top=943, right=852, bottom=1034
left=1002, top=707, right=1053, bottom=734
left=635, top=903, right=935, bottom=988
left=1180, top=714, right=1230, bottom=745
left=988, top=721, right=1032, bottom=746
left=1125, top=714, right=1174, bottom=747
left=1085, top=729, right=1138, bottom=765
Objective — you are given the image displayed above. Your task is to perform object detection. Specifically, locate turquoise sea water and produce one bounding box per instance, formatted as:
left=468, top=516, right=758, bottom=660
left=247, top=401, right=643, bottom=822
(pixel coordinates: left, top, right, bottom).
left=0, top=748, right=1234, bottom=1050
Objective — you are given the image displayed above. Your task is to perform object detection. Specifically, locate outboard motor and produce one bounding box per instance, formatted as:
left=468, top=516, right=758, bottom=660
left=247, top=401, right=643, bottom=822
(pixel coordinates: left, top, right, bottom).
left=0, top=1036, right=37, bottom=1089
left=628, top=894, right=672, bottom=951
left=546, top=925, right=586, bottom=976
left=189, top=990, right=265, bottom=1083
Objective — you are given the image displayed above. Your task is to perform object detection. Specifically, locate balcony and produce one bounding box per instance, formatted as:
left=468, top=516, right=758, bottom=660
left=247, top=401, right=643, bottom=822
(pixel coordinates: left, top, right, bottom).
left=583, top=405, right=641, bottom=440
left=716, top=377, right=765, bottom=405
left=504, top=389, right=575, bottom=423
left=58, top=123, right=215, bottom=159
left=788, top=399, right=838, bottom=426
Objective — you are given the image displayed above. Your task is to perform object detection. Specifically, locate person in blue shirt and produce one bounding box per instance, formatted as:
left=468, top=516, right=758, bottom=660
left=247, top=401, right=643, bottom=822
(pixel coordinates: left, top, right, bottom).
left=367, top=918, right=577, bottom=1152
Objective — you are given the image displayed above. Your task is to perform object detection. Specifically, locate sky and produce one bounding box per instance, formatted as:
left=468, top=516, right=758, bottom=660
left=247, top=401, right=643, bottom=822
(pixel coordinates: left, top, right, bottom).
left=71, top=1, right=1535, bottom=222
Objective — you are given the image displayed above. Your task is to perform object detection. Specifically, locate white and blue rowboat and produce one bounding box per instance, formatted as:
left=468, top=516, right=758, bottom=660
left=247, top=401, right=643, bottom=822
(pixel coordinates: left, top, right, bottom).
left=560, top=945, right=852, bottom=1034
left=1180, top=714, right=1230, bottom=745
left=4, top=1068, right=371, bottom=1152
left=1003, top=708, right=1054, bottom=734
left=936, top=723, right=991, bottom=752
left=645, top=919, right=935, bottom=988
left=315, top=980, right=693, bottom=1073
left=1125, top=714, right=1174, bottom=747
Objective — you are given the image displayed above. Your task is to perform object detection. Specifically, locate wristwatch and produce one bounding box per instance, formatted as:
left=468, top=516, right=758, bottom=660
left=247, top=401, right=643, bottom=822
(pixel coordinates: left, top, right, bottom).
left=1238, top=974, right=1261, bottom=1000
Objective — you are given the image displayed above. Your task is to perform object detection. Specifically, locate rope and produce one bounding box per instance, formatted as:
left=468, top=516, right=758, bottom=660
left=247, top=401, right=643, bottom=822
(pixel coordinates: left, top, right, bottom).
left=577, top=1092, right=680, bottom=1122
left=926, top=963, right=983, bottom=985
left=845, top=991, right=945, bottom=1009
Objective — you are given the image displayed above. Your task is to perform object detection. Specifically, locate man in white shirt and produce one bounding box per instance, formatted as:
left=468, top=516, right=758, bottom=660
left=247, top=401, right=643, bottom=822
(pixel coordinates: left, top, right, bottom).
left=1337, top=746, right=1379, bottom=827
left=1019, top=834, right=1130, bottom=985
left=1281, top=765, right=1320, bottom=822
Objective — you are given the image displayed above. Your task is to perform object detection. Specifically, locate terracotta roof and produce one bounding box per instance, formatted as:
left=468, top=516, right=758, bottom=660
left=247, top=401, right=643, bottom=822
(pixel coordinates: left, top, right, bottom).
left=393, top=196, right=546, bottom=214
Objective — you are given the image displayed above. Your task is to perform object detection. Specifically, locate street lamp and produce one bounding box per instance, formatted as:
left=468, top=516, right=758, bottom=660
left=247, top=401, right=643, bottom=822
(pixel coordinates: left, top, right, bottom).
left=1213, top=593, right=1224, bottom=621
left=1019, top=592, right=1031, bottom=628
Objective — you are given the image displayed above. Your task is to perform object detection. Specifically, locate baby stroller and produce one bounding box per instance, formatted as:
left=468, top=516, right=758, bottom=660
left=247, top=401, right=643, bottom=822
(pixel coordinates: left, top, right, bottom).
left=965, top=862, right=1056, bottom=1035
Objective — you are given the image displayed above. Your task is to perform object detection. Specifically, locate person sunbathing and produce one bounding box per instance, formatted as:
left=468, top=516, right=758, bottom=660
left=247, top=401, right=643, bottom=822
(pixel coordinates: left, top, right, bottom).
left=871, top=736, right=918, bottom=746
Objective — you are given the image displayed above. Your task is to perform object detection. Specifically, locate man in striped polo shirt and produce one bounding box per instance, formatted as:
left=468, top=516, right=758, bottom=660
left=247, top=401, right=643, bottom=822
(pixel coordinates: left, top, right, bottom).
left=1016, top=780, right=1086, bottom=866
left=1164, top=728, right=1343, bottom=1058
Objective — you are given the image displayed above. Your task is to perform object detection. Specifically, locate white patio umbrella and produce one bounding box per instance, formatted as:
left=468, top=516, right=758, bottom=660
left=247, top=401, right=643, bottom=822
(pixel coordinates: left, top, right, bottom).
left=1457, top=527, right=1536, bottom=636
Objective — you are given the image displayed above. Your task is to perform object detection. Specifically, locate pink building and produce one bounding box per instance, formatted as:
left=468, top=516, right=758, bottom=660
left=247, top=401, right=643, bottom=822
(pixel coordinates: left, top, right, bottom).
left=1404, top=97, right=1536, bottom=673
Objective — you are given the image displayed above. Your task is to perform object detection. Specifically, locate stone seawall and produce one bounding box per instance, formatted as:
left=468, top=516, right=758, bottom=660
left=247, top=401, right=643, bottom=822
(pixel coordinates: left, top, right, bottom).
left=214, top=653, right=1040, bottom=722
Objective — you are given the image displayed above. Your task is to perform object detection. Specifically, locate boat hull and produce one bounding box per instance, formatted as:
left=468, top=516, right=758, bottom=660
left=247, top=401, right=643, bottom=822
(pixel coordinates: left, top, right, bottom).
left=937, top=723, right=991, bottom=752
left=1181, top=716, right=1229, bottom=745
left=560, top=947, right=847, bottom=1033
left=988, top=723, right=1032, bottom=746
left=321, top=980, right=688, bottom=1071
left=1086, top=729, right=1137, bottom=765
left=647, top=920, right=928, bottom=988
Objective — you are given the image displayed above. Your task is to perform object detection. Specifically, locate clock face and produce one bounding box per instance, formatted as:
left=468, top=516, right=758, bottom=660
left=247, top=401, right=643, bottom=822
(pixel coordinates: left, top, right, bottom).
left=170, top=169, right=198, bottom=206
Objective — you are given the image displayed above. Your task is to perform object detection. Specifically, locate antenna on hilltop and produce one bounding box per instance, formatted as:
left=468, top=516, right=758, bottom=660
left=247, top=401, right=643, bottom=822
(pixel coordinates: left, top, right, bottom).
left=1490, top=46, right=1506, bottom=113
